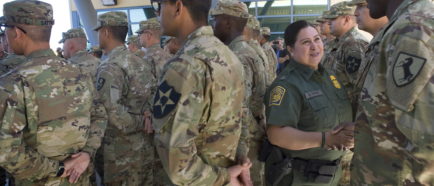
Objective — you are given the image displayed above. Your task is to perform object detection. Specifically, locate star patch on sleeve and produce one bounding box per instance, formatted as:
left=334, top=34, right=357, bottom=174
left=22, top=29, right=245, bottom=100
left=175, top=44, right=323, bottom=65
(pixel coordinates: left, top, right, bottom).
left=392, top=52, right=426, bottom=87
left=269, top=86, right=286, bottom=106
left=153, top=81, right=181, bottom=119
left=346, top=56, right=361, bottom=74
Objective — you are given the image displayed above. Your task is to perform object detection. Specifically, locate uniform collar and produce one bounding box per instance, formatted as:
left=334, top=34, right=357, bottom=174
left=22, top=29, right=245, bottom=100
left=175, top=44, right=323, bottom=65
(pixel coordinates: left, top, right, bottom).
left=289, top=59, right=324, bottom=79
left=69, top=50, right=87, bottom=61
left=147, top=43, right=161, bottom=50
left=26, top=49, right=56, bottom=59
left=390, top=0, right=417, bottom=23
left=228, top=35, right=245, bottom=48
left=107, top=45, right=127, bottom=59
left=184, top=26, right=214, bottom=47
left=337, top=26, right=357, bottom=42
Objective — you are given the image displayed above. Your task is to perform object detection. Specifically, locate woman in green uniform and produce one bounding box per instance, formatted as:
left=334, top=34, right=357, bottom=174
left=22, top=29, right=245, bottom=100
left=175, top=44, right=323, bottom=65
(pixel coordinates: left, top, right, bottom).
left=264, top=20, right=354, bottom=186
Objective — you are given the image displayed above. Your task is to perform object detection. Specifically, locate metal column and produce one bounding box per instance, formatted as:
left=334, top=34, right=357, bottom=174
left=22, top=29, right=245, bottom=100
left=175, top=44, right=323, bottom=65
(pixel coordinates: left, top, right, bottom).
left=72, top=0, right=99, bottom=46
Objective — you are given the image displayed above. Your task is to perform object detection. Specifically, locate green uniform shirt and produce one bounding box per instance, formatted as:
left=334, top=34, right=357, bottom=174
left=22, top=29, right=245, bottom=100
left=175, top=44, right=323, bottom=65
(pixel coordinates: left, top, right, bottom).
left=265, top=60, right=352, bottom=161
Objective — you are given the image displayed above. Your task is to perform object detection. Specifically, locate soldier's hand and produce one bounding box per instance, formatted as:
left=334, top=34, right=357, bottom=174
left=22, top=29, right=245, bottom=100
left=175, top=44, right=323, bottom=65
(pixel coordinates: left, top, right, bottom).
left=143, top=111, right=154, bottom=134
left=62, top=152, right=91, bottom=183
left=325, top=123, right=355, bottom=150
left=228, top=160, right=252, bottom=186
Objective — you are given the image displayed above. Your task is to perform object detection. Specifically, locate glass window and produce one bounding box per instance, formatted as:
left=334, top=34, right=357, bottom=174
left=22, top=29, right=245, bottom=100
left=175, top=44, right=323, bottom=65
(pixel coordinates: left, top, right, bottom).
left=130, top=8, right=147, bottom=22
left=255, top=0, right=291, bottom=16
left=259, top=16, right=291, bottom=33
left=293, top=16, right=319, bottom=23
left=131, top=24, right=140, bottom=34
left=293, top=5, right=327, bottom=15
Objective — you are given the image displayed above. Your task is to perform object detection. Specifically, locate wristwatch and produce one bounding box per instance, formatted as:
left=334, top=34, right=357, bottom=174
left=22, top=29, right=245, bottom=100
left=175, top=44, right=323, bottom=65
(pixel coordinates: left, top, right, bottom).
left=56, top=162, right=65, bottom=177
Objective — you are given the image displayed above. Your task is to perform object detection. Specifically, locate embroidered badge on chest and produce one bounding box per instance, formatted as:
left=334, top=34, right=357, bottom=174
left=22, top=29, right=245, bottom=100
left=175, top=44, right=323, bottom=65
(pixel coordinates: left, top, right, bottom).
left=329, top=75, right=341, bottom=89
left=153, top=81, right=181, bottom=118
left=269, top=86, right=286, bottom=106
left=392, top=52, right=426, bottom=87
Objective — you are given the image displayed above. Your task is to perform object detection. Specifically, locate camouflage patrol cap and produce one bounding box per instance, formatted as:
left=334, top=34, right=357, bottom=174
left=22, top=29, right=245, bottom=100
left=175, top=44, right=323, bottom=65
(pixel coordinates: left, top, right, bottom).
left=59, top=28, right=87, bottom=43
left=93, top=11, right=128, bottom=31
left=0, top=0, right=54, bottom=26
left=347, top=0, right=367, bottom=6
left=135, top=18, right=160, bottom=34
left=261, top=27, right=271, bottom=36
left=316, top=11, right=330, bottom=23
left=246, top=15, right=260, bottom=31
left=209, top=0, right=250, bottom=19
left=126, top=35, right=140, bottom=46
left=323, top=2, right=356, bottom=19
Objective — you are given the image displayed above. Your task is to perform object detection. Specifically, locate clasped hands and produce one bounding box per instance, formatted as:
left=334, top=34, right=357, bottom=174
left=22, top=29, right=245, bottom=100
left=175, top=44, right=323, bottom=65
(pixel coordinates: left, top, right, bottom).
left=324, top=122, right=355, bottom=151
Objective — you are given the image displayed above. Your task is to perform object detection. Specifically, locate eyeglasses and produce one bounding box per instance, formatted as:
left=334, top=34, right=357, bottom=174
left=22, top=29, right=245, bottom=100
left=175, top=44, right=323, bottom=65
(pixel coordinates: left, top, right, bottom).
left=0, top=24, right=27, bottom=34
left=151, top=0, right=173, bottom=12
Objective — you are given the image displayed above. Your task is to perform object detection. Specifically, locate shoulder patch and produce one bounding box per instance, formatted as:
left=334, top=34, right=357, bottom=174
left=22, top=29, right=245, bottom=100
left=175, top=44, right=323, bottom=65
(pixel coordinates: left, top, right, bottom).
left=153, top=81, right=181, bottom=119
left=392, top=52, right=426, bottom=87
left=346, top=56, right=361, bottom=74
left=269, top=86, right=286, bottom=106
left=96, top=77, right=105, bottom=91
left=329, top=75, right=341, bottom=89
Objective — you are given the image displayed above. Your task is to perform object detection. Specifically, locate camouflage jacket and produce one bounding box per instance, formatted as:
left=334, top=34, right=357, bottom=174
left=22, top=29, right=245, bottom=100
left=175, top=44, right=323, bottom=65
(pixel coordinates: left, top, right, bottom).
left=0, top=54, right=26, bottom=75
left=68, top=50, right=100, bottom=81
left=228, top=35, right=266, bottom=158
left=321, top=27, right=369, bottom=98
left=144, top=43, right=172, bottom=81
left=96, top=45, right=155, bottom=182
left=152, top=26, right=245, bottom=186
left=352, top=0, right=434, bottom=185
left=133, top=49, right=145, bottom=58
left=262, top=42, right=277, bottom=87
left=247, top=40, right=269, bottom=86
left=0, top=49, right=107, bottom=185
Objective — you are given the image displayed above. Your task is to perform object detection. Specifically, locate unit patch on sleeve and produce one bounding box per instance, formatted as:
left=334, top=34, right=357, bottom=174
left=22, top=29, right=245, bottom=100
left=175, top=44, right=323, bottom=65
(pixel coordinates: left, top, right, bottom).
left=392, top=52, right=426, bottom=87
left=153, top=81, right=181, bottom=118
left=269, top=86, right=286, bottom=106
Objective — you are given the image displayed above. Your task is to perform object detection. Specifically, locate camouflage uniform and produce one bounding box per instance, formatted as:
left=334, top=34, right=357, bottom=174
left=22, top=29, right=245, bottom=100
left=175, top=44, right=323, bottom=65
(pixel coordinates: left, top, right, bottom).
left=136, top=18, right=172, bottom=81
left=94, top=12, right=156, bottom=186
left=211, top=1, right=267, bottom=185
left=0, top=54, right=26, bottom=75
left=0, top=1, right=107, bottom=185
left=246, top=16, right=269, bottom=87
left=59, top=28, right=100, bottom=82
left=127, top=35, right=145, bottom=58
left=152, top=26, right=245, bottom=185
left=351, top=0, right=434, bottom=185
left=261, top=27, right=277, bottom=87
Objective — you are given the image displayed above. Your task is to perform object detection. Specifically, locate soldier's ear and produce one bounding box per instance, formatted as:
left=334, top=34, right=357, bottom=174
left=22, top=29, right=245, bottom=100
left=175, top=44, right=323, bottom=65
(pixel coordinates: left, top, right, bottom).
left=174, top=0, right=183, bottom=17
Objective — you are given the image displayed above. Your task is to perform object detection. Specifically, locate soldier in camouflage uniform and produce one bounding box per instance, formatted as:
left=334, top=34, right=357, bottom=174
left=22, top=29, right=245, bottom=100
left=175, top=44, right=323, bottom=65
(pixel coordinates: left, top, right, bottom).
left=126, top=35, right=145, bottom=58
left=210, top=1, right=266, bottom=185
left=60, top=28, right=100, bottom=81
left=163, top=36, right=180, bottom=55
left=321, top=2, right=369, bottom=185
left=244, top=16, right=269, bottom=86
left=151, top=0, right=252, bottom=185
left=351, top=0, right=434, bottom=185
left=136, top=18, right=172, bottom=81
left=316, top=11, right=335, bottom=49
left=260, top=27, right=278, bottom=87
left=0, top=30, right=26, bottom=75
left=93, top=11, right=155, bottom=186
left=322, top=2, right=370, bottom=105
left=0, top=1, right=107, bottom=185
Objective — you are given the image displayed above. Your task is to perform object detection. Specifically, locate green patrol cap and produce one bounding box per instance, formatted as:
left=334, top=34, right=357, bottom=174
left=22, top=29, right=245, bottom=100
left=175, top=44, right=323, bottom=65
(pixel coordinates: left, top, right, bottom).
left=209, top=0, right=250, bottom=19
left=59, top=28, right=87, bottom=43
left=0, top=0, right=54, bottom=26
left=135, top=18, right=160, bottom=34
left=323, top=2, right=356, bottom=19
left=93, top=11, right=128, bottom=31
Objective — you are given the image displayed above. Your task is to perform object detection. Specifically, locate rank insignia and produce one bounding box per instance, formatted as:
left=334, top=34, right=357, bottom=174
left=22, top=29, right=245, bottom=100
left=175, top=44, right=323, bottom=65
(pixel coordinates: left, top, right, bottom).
left=330, top=75, right=341, bottom=89
left=269, top=86, right=286, bottom=106
left=153, top=81, right=181, bottom=118
left=393, top=52, right=426, bottom=87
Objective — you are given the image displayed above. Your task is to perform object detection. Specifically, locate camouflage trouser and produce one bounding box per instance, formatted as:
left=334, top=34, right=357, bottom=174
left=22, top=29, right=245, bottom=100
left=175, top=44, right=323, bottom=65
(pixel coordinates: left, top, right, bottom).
left=249, top=139, right=265, bottom=186
left=338, top=151, right=353, bottom=186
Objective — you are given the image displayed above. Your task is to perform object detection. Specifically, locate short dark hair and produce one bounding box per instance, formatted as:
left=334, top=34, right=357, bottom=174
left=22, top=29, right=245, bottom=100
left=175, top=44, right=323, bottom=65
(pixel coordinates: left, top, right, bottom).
left=170, top=0, right=211, bottom=24
left=284, top=20, right=313, bottom=48
left=21, top=25, right=52, bottom=42
left=262, top=35, right=271, bottom=41
left=106, top=26, right=129, bottom=43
